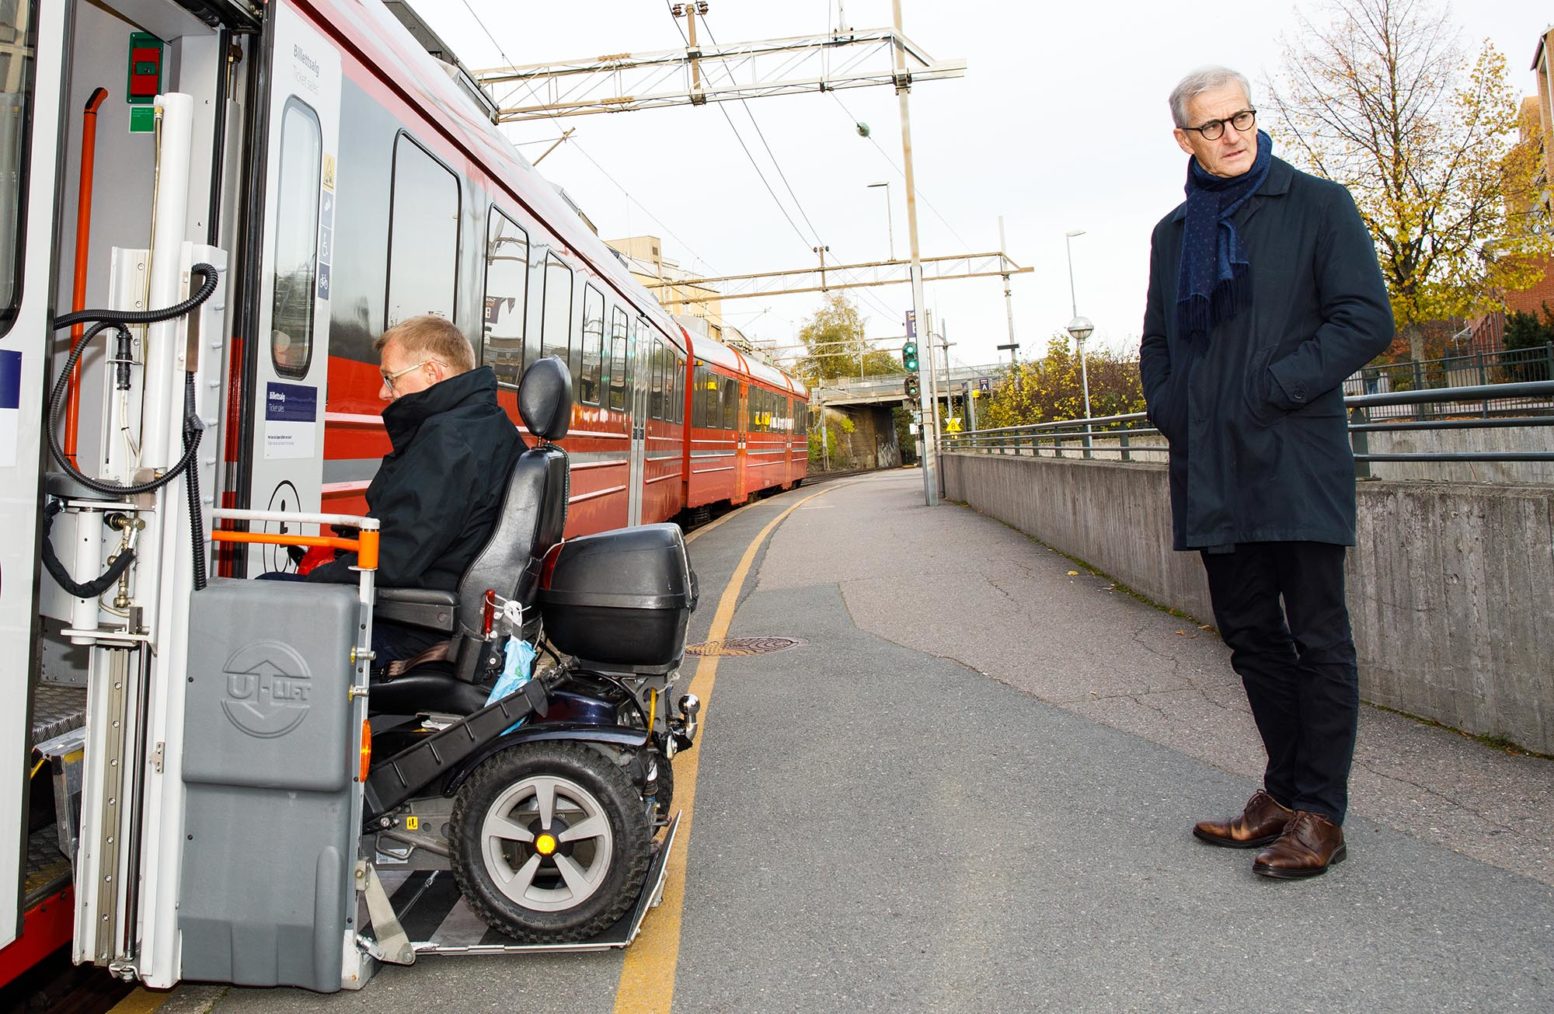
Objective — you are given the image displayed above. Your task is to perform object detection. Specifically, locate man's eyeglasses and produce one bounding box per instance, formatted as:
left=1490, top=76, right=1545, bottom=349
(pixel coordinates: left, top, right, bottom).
left=1182, top=108, right=1256, bottom=141
left=380, top=359, right=438, bottom=391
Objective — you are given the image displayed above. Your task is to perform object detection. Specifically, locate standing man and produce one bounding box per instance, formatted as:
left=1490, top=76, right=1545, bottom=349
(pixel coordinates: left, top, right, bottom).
left=1139, top=67, right=1394, bottom=878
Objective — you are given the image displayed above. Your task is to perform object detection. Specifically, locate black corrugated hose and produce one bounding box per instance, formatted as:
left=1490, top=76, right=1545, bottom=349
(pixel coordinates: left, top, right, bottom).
left=45, top=264, right=218, bottom=592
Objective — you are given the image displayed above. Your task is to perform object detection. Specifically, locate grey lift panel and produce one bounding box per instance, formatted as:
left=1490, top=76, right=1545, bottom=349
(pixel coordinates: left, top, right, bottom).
left=179, top=578, right=359, bottom=992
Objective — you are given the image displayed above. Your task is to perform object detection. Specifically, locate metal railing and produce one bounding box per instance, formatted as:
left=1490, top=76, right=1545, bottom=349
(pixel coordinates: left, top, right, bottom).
left=1350, top=344, right=1554, bottom=418
left=941, top=380, right=1554, bottom=474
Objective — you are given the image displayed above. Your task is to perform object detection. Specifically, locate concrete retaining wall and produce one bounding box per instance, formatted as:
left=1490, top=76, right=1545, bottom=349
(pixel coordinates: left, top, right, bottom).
left=941, top=452, right=1554, bottom=754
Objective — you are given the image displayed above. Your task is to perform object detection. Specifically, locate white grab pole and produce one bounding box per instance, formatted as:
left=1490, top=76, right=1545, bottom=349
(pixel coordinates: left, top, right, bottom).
left=140, top=94, right=193, bottom=469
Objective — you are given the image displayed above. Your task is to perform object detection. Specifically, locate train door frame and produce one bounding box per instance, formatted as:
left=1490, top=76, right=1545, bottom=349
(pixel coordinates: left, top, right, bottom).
left=238, top=0, right=339, bottom=573
left=0, top=0, right=63, bottom=955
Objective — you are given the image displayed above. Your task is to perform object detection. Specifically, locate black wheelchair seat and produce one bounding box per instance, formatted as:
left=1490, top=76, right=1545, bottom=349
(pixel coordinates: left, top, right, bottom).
left=369, top=357, right=572, bottom=717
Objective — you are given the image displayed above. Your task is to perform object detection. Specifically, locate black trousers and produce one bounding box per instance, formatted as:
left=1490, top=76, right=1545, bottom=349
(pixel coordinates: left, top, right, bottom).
left=1199, top=542, right=1359, bottom=824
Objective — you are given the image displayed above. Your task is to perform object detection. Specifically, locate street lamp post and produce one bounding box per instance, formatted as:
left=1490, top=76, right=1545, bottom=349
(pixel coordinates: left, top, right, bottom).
left=1063, top=229, right=1093, bottom=457
left=1066, top=315, right=1094, bottom=457
left=867, top=181, right=895, bottom=262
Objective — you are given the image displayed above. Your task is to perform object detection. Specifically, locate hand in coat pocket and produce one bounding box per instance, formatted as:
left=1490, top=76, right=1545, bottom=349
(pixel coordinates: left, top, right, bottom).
left=1148, top=372, right=1191, bottom=446
left=1244, top=348, right=1284, bottom=427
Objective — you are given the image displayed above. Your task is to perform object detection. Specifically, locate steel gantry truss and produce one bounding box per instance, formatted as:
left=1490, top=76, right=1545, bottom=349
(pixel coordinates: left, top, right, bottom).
left=474, top=27, right=966, bottom=122
left=643, top=252, right=1033, bottom=306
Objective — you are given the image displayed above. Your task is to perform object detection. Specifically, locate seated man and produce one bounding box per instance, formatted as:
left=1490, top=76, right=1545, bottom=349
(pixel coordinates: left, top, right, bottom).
left=306, top=314, right=524, bottom=666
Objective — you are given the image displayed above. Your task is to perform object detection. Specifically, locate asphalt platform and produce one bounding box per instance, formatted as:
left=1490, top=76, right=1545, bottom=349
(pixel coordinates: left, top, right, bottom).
left=186, top=469, right=1554, bottom=1013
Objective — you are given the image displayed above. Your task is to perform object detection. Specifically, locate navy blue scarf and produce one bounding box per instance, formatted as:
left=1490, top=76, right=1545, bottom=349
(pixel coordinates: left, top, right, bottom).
left=1177, top=129, right=1272, bottom=338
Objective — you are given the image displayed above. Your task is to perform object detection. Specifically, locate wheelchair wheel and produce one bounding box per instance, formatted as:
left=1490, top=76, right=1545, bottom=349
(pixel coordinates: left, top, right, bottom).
left=450, top=742, right=651, bottom=943
left=649, top=750, right=674, bottom=823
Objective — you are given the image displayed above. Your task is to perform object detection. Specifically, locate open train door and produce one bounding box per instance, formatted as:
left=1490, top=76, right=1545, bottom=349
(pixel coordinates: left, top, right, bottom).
left=0, top=0, right=62, bottom=964
left=237, top=0, right=340, bottom=571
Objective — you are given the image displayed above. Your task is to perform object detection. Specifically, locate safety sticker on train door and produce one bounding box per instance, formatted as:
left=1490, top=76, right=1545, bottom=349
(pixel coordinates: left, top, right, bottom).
left=264, top=381, right=317, bottom=459
left=0, top=350, right=19, bottom=467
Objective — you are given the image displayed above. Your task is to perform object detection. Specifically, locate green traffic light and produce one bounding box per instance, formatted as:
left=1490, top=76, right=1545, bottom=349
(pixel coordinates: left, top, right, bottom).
left=902, top=341, right=918, bottom=371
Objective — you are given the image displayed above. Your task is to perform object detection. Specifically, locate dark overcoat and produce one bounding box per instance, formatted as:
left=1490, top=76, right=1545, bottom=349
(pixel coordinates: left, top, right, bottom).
left=308, top=366, right=522, bottom=589
left=1139, top=156, right=1394, bottom=551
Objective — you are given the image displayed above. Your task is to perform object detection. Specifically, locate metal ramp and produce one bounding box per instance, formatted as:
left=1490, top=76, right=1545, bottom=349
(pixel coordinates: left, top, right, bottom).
left=379, top=813, right=679, bottom=956
left=30, top=685, right=86, bottom=747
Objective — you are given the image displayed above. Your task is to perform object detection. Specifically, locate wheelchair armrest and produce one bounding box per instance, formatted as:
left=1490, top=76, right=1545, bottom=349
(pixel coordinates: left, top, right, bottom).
left=375, top=587, right=458, bottom=632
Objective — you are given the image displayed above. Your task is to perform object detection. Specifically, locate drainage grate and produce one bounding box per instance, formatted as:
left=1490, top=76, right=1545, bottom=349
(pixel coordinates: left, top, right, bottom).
left=685, top=636, right=804, bottom=657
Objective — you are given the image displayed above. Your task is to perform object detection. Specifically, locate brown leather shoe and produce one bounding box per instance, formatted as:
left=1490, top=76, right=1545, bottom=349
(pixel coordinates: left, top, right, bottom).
left=1192, top=789, right=1293, bottom=849
left=1253, top=811, right=1347, bottom=879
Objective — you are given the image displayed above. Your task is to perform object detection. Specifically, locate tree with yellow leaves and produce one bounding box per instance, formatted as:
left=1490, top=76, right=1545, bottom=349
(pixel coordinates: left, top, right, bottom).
left=981, top=335, right=1145, bottom=429
left=1267, top=0, right=1551, bottom=362
left=792, top=293, right=904, bottom=383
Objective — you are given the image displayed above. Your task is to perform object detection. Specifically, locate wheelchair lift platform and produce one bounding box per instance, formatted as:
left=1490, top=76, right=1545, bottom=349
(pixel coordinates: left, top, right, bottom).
left=379, top=813, right=680, bottom=956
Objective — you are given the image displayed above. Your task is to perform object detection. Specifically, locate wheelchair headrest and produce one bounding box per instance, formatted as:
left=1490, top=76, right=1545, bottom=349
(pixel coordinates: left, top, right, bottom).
left=519, top=356, right=572, bottom=442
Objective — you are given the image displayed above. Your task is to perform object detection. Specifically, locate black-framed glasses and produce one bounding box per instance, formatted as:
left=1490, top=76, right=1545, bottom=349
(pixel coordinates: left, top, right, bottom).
left=1183, top=108, right=1256, bottom=141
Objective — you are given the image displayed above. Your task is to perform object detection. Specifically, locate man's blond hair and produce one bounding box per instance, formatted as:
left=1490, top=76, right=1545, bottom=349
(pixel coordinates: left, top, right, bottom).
left=375, top=315, right=476, bottom=374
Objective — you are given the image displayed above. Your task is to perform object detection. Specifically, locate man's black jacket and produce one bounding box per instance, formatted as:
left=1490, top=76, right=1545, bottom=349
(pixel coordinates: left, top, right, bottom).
left=1139, top=157, right=1394, bottom=550
left=308, top=366, right=523, bottom=589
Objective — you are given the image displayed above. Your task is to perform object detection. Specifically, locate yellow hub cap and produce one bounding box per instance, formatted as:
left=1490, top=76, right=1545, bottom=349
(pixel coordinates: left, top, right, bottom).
left=534, top=833, right=558, bottom=856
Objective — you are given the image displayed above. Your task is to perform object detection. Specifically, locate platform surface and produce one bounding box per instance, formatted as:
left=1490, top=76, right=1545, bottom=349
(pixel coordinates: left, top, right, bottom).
left=183, top=472, right=1554, bottom=1011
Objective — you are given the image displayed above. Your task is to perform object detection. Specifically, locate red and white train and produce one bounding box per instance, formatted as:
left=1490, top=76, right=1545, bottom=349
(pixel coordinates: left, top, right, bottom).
left=0, top=0, right=806, bottom=986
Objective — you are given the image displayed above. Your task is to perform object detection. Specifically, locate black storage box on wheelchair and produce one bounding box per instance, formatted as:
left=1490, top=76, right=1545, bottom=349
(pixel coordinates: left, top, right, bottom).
left=536, top=523, right=698, bottom=673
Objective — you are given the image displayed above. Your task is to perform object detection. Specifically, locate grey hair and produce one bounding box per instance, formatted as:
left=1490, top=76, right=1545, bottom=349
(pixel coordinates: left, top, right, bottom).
left=1169, top=66, right=1253, bottom=128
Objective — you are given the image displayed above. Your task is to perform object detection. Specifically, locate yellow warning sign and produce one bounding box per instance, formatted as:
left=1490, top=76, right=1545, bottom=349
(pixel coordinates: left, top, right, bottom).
left=322, top=153, right=336, bottom=192
left=405, top=815, right=420, bottom=831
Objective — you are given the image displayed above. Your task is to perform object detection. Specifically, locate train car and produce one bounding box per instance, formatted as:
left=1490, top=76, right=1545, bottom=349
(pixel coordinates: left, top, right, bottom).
left=0, top=0, right=803, bottom=987
left=686, top=335, right=808, bottom=515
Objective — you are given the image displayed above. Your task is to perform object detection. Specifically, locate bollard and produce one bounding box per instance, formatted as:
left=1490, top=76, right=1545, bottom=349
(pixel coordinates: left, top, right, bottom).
left=1119, top=431, right=1130, bottom=462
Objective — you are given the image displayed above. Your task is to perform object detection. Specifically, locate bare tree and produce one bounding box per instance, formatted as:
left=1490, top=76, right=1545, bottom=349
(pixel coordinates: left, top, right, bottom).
left=1267, top=0, right=1549, bottom=361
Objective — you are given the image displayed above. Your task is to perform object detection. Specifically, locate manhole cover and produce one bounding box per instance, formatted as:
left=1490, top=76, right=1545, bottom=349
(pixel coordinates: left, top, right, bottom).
left=685, top=637, right=804, bottom=657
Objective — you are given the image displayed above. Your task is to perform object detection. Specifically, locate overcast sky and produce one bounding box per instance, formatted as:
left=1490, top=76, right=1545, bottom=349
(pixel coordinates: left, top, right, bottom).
left=406, top=1, right=1551, bottom=371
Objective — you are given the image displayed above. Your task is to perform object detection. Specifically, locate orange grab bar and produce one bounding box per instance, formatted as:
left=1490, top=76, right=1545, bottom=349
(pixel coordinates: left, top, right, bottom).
left=211, top=529, right=380, bottom=572
left=65, top=87, right=109, bottom=468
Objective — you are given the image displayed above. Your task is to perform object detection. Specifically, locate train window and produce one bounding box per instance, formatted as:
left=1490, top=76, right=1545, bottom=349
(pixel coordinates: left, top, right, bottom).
left=664, top=345, right=675, bottom=421
left=699, top=371, right=710, bottom=428
left=720, top=376, right=737, bottom=431
left=579, top=284, right=604, bottom=404
left=541, top=254, right=572, bottom=366
left=481, top=208, right=528, bottom=386
left=0, top=1, right=34, bottom=335
left=649, top=340, right=665, bottom=420
left=609, top=307, right=629, bottom=411
left=269, top=98, right=321, bottom=379
left=387, top=133, right=459, bottom=326
left=673, top=354, right=685, bottom=424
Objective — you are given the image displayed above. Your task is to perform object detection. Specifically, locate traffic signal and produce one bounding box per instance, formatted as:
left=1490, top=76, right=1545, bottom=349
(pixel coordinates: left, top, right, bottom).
left=904, top=374, right=921, bottom=399
left=902, top=341, right=918, bottom=372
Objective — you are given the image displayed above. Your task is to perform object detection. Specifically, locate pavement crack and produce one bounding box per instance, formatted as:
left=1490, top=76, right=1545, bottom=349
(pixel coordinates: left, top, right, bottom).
left=1350, top=756, right=1527, bottom=837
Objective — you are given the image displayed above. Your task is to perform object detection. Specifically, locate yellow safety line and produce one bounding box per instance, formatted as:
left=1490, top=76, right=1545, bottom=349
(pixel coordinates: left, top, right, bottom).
left=613, top=482, right=845, bottom=1014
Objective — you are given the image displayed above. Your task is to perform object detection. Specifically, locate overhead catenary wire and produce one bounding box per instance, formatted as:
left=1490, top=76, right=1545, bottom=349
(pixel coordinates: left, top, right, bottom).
left=689, top=12, right=902, bottom=328
left=827, top=89, right=976, bottom=253
left=454, top=0, right=726, bottom=282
